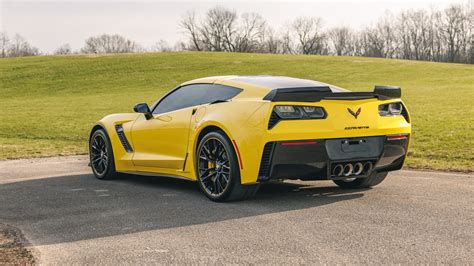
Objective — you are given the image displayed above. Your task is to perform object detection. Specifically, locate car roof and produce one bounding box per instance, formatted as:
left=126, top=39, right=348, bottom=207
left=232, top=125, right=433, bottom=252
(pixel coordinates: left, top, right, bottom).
left=182, top=75, right=347, bottom=94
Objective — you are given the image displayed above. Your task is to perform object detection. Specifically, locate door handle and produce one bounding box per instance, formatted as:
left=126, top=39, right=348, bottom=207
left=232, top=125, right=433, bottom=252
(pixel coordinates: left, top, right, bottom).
left=192, top=108, right=197, bottom=115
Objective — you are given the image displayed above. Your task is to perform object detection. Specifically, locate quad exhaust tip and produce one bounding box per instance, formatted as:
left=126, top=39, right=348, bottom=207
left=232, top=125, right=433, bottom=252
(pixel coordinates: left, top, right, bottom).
left=353, top=162, right=363, bottom=175
left=332, top=164, right=344, bottom=177
left=343, top=164, right=353, bottom=176
left=363, top=161, right=373, bottom=174
left=332, top=161, right=373, bottom=177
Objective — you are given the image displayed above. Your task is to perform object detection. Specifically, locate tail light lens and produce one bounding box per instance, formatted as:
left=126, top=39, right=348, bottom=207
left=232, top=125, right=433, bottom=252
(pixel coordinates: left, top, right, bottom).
left=274, top=106, right=302, bottom=119
left=379, top=102, right=403, bottom=116
left=302, top=106, right=326, bottom=118
left=379, top=102, right=410, bottom=123
left=269, top=105, right=326, bottom=129
left=274, top=105, right=326, bottom=120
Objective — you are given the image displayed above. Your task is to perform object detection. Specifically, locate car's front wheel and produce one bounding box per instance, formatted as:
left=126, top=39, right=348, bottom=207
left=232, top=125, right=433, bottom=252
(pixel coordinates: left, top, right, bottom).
left=333, top=171, right=388, bottom=189
left=196, top=131, right=259, bottom=202
left=89, top=128, right=117, bottom=180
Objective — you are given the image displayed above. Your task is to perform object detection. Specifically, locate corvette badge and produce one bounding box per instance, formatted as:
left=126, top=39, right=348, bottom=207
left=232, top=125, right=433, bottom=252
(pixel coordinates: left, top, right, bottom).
left=348, top=107, right=361, bottom=119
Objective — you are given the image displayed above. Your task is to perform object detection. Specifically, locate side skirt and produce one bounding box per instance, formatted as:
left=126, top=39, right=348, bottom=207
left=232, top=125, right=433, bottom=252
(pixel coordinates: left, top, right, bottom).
left=118, top=171, right=196, bottom=181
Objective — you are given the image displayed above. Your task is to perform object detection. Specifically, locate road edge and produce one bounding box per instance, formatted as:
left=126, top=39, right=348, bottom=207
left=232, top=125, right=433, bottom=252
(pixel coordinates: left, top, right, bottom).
left=0, top=223, right=38, bottom=265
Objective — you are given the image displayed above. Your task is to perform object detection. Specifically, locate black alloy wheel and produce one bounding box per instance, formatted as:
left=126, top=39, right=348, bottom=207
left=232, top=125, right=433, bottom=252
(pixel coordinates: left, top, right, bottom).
left=196, top=131, right=259, bottom=202
left=89, top=129, right=117, bottom=180
left=198, top=137, right=231, bottom=197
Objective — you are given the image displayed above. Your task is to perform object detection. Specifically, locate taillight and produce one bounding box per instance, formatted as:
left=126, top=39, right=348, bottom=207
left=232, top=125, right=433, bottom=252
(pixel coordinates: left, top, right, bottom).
left=379, top=102, right=403, bottom=116
left=273, top=105, right=326, bottom=119
left=269, top=105, right=326, bottom=129
left=274, top=106, right=302, bottom=119
left=379, top=102, right=410, bottom=123
left=387, top=135, right=408, bottom=141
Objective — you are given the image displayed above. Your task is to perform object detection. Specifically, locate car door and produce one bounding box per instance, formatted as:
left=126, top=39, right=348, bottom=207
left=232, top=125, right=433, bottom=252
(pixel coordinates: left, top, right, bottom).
left=131, top=84, right=212, bottom=169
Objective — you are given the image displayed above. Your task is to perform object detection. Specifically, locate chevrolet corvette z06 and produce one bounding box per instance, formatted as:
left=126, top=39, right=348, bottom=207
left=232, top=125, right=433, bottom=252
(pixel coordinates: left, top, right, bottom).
left=89, top=76, right=411, bottom=201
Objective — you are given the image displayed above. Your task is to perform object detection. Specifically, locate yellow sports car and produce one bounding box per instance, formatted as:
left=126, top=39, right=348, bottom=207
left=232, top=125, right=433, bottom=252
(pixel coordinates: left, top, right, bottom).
left=89, top=76, right=411, bottom=201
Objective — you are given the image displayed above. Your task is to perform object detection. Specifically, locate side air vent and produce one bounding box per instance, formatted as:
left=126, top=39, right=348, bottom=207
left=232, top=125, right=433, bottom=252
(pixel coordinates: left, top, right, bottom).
left=258, top=142, right=275, bottom=180
left=115, top=124, right=133, bottom=153
left=268, top=112, right=280, bottom=129
left=401, top=103, right=410, bottom=123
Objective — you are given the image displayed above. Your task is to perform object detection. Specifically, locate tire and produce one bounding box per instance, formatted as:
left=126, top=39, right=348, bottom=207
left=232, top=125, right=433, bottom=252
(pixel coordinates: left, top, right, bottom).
left=196, top=131, right=259, bottom=202
left=333, top=171, right=388, bottom=189
left=89, top=128, right=118, bottom=180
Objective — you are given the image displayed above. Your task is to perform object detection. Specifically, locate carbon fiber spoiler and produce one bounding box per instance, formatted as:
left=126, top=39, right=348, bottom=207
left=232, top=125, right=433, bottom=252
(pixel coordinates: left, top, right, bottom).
left=263, top=86, right=401, bottom=102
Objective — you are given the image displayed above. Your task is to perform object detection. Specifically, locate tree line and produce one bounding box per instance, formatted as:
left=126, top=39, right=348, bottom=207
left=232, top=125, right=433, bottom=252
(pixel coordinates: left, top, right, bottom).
left=1, top=4, right=472, bottom=64
left=180, top=5, right=473, bottom=64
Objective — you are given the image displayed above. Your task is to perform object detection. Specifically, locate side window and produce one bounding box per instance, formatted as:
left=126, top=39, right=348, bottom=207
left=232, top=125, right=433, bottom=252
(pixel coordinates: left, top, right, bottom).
left=153, top=84, right=242, bottom=114
left=153, top=84, right=208, bottom=114
left=200, top=84, right=243, bottom=104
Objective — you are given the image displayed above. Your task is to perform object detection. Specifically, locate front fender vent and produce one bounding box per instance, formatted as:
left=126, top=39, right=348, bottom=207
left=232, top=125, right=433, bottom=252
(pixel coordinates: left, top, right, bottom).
left=115, top=124, right=133, bottom=153
left=258, top=142, right=275, bottom=180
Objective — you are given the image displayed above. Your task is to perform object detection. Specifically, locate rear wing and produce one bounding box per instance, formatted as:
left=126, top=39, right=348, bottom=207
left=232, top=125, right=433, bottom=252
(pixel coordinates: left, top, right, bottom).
left=263, top=86, right=401, bottom=102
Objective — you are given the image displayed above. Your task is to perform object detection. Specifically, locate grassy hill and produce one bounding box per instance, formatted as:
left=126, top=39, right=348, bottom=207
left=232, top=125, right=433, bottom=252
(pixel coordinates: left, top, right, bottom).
left=0, top=52, right=472, bottom=171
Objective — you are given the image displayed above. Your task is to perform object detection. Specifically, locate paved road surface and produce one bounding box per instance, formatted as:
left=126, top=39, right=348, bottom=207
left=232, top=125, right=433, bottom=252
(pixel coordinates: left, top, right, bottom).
left=0, top=156, right=472, bottom=264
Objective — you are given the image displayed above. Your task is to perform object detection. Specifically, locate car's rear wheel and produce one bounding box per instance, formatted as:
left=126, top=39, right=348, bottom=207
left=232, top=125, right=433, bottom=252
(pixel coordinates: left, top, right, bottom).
left=196, top=131, right=259, bottom=202
left=333, top=171, right=388, bottom=189
left=90, top=129, right=117, bottom=180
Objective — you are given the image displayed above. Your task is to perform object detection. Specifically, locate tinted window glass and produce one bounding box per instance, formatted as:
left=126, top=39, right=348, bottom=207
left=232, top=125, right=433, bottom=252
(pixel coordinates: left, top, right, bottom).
left=153, top=84, right=241, bottom=114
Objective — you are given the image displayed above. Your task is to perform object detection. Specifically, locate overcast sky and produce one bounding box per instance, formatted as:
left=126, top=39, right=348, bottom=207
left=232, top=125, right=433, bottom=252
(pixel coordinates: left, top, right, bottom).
left=1, top=0, right=469, bottom=53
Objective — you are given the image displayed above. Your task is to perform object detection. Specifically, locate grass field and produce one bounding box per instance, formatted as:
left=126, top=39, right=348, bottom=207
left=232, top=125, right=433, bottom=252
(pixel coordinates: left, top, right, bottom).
left=0, top=52, right=473, bottom=171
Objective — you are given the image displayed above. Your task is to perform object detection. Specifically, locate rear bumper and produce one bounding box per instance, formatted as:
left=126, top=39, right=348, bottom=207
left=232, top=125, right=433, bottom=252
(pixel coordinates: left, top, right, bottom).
left=257, top=135, right=409, bottom=181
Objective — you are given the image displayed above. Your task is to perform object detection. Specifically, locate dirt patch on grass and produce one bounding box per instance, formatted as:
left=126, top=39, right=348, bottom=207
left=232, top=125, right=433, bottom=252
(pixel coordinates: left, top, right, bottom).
left=0, top=224, right=36, bottom=265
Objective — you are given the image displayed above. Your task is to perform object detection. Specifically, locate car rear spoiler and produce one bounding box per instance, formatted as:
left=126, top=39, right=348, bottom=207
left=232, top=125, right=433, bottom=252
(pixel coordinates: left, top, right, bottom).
left=263, top=86, right=401, bottom=102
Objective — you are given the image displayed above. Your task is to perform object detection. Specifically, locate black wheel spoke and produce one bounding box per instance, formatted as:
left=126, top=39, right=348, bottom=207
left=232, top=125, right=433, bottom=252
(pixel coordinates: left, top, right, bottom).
left=91, top=144, right=99, bottom=152
left=221, top=173, right=229, bottom=183
left=201, top=171, right=216, bottom=181
left=213, top=179, right=218, bottom=193
left=203, top=145, right=211, bottom=158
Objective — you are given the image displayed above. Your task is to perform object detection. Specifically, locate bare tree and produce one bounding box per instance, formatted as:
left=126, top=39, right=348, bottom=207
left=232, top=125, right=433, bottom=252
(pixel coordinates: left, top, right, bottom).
left=0, top=32, right=9, bottom=58
left=396, top=11, right=412, bottom=59
left=8, top=34, right=39, bottom=57
left=376, top=14, right=398, bottom=58
left=429, top=10, right=445, bottom=62
left=280, top=27, right=294, bottom=54
left=54, top=44, right=72, bottom=55
left=292, top=17, right=326, bottom=55
left=180, top=11, right=203, bottom=51
left=358, top=26, right=385, bottom=58
left=440, top=5, right=470, bottom=62
left=260, top=27, right=281, bottom=54
left=152, top=40, right=173, bottom=52
left=81, top=34, right=139, bottom=54
left=328, top=26, right=354, bottom=56
left=234, top=13, right=267, bottom=52
left=199, top=6, right=237, bottom=52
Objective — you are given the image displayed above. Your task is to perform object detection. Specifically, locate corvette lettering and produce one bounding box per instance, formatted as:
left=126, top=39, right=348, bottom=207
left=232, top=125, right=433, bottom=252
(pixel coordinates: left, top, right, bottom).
left=345, top=126, right=370, bottom=130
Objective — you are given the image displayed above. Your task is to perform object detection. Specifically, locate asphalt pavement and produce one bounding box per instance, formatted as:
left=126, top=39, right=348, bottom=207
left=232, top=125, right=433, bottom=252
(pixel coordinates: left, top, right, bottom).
left=0, top=156, right=472, bottom=264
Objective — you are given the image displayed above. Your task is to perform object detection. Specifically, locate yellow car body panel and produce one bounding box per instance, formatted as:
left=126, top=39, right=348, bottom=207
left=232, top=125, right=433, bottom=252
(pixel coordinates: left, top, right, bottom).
left=91, top=76, right=411, bottom=184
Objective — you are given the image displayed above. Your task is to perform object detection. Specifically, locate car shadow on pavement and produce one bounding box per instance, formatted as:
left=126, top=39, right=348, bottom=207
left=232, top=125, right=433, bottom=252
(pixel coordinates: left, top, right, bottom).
left=0, top=173, right=367, bottom=246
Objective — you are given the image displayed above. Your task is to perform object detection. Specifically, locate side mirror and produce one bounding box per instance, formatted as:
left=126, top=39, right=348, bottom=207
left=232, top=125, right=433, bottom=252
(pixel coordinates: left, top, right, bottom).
left=133, top=103, right=153, bottom=120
